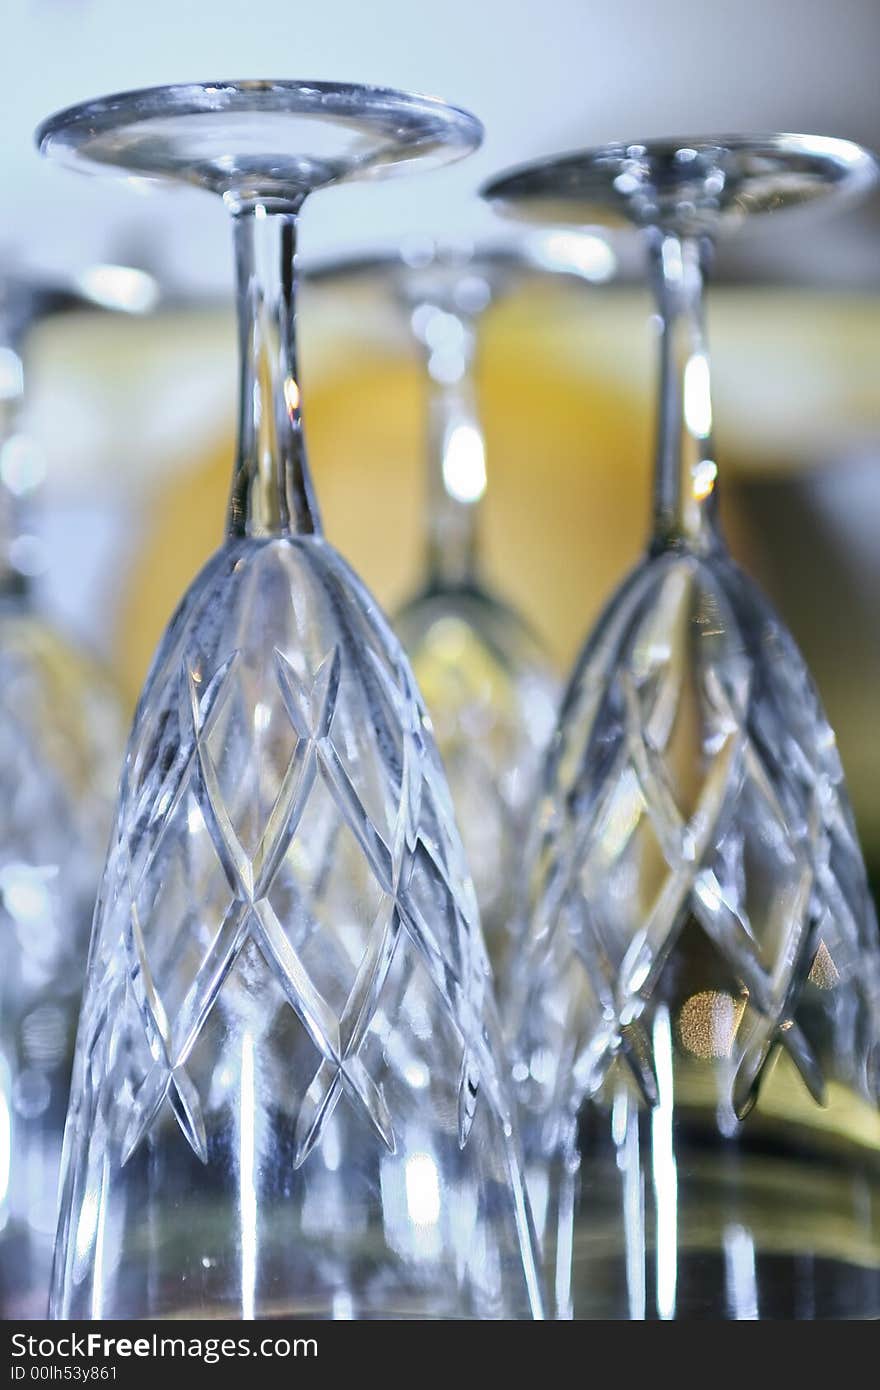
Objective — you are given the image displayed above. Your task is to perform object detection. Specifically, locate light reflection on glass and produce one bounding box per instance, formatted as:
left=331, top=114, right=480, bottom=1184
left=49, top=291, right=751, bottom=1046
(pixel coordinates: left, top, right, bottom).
left=683, top=352, right=712, bottom=438
left=405, top=1151, right=441, bottom=1227
left=74, top=264, right=159, bottom=315
left=321, top=1116, right=342, bottom=1172
left=724, top=1223, right=759, bottom=1319
left=332, top=1289, right=355, bottom=1319
left=553, top=1142, right=576, bottom=1320
left=90, top=1159, right=110, bottom=1321
left=651, top=1006, right=677, bottom=1320
left=692, top=459, right=717, bottom=502
left=403, top=1060, right=430, bottom=1089
left=615, top=1089, right=646, bottom=1320
left=74, top=1184, right=99, bottom=1289
left=530, top=230, right=616, bottom=283
left=239, top=1031, right=258, bottom=1322
left=442, top=421, right=486, bottom=505
left=283, top=376, right=300, bottom=418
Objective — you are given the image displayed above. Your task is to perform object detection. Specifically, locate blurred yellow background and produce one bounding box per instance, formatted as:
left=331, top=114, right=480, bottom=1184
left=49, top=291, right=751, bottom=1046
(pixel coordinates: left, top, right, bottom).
left=101, top=281, right=880, bottom=855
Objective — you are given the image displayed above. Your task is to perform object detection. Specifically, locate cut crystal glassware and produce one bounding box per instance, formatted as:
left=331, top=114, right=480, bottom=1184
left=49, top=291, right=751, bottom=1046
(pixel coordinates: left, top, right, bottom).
left=40, top=80, right=543, bottom=1321
left=0, top=276, right=124, bottom=1316
left=484, top=135, right=880, bottom=1319
left=310, top=239, right=582, bottom=972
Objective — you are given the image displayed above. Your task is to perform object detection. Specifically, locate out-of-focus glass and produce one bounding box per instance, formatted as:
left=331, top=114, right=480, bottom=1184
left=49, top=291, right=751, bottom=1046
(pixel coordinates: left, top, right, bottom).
left=0, top=277, right=124, bottom=1316
left=399, top=585, right=556, bottom=977
left=310, top=240, right=597, bottom=970
left=40, top=80, right=542, bottom=1322
left=485, top=136, right=880, bottom=1319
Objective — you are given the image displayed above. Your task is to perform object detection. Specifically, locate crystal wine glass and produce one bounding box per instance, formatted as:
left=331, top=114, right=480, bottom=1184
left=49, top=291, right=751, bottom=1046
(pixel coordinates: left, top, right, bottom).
left=0, top=275, right=125, bottom=1316
left=310, top=239, right=579, bottom=973
left=484, top=136, right=880, bottom=1319
left=39, top=80, right=543, bottom=1321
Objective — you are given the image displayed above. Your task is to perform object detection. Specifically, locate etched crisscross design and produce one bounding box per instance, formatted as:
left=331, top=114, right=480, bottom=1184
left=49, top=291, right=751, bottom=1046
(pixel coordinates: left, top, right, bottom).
left=118, top=645, right=387, bottom=1165
left=514, top=551, right=880, bottom=1123
left=81, top=551, right=499, bottom=1172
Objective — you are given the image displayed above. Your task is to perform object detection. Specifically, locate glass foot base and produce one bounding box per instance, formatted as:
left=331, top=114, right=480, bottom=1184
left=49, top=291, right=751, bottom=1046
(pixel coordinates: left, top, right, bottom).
left=37, top=81, right=482, bottom=208
left=482, top=135, right=878, bottom=235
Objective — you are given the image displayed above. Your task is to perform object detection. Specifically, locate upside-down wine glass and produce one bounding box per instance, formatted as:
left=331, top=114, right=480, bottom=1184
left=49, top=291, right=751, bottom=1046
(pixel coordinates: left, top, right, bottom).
left=311, top=238, right=592, bottom=971
left=484, top=136, right=880, bottom=1319
left=0, top=275, right=125, bottom=1316
left=39, top=80, right=543, bottom=1322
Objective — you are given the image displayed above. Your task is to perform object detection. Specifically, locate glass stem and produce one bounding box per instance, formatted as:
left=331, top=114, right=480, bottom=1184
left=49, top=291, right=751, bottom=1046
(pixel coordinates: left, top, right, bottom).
left=648, top=230, right=721, bottom=553
left=227, top=206, right=322, bottom=539
left=421, top=316, right=485, bottom=589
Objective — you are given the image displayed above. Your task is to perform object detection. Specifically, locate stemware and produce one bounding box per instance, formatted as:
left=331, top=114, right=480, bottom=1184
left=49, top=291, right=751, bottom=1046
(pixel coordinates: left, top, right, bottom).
left=0, top=275, right=124, bottom=1315
left=484, top=136, right=880, bottom=1319
left=310, top=239, right=583, bottom=971
left=39, top=80, right=542, bottom=1321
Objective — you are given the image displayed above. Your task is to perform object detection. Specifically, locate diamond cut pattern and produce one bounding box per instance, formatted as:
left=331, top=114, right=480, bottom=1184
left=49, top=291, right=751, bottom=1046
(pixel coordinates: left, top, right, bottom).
left=120, top=641, right=404, bottom=1165
left=512, top=551, right=880, bottom=1122
left=73, top=540, right=502, bottom=1176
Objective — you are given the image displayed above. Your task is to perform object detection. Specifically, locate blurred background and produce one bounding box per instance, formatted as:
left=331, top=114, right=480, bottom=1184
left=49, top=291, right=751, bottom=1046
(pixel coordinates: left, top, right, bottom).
left=2, top=0, right=879, bottom=846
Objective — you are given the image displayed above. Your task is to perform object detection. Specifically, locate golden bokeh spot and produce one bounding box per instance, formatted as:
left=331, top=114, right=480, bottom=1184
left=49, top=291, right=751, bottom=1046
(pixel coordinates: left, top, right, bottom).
left=283, top=376, right=300, bottom=417
left=692, top=458, right=717, bottom=502
left=808, top=939, right=840, bottom=990
left=678, top=990, right=746, bottom=1059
